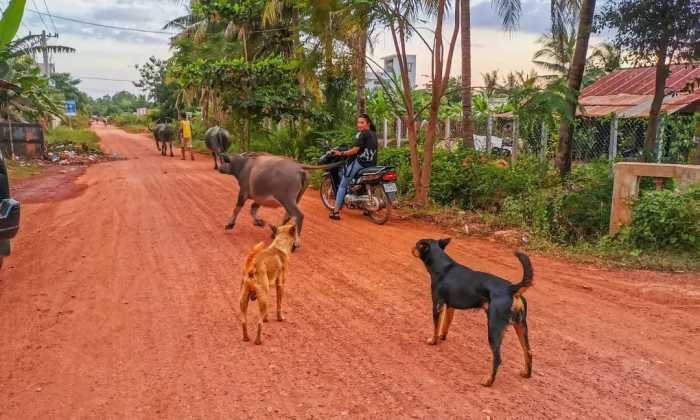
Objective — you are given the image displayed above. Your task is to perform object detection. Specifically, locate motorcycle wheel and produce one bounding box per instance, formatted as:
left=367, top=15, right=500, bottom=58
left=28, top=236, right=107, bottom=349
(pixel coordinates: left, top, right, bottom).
left=320, top=176, right=335, bottom=210
left=367, top=184, right=392, bottom=225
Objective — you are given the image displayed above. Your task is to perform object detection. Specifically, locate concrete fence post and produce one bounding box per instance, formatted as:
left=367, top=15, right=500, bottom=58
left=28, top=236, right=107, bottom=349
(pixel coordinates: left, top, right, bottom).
left=608, top=114, right=619, bottom=164
left=486, top=114, right=493, bottom=153
left=656, top=117, right=666, bottom=163
left=383, top=118, right=388, bottom=148
left=511, top=116, right=519, bottom=164
left=396, top=117, right=402, bottom=147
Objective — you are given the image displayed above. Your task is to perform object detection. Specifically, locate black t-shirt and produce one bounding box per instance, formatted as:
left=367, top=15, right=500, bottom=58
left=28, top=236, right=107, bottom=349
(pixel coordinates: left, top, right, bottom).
left=354, top=129, right=378, bottom=167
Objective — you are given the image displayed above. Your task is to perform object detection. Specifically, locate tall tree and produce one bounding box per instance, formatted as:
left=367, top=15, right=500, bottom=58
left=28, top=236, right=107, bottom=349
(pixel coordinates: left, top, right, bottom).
left=460, top=0, right=522, bottom=149
left=555, top=0, right=596, bottom=178
left=460, top=0, right=473, bottom=148
left=597, top=0, right=700, bottom=160
left=378, top=0, right=462, bottom=203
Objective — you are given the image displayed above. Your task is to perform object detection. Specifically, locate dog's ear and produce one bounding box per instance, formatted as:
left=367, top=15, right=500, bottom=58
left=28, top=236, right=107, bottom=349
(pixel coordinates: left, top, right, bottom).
left=413, top=240, right=429, bottom=257
left=438, top=238, right=452, bottom=249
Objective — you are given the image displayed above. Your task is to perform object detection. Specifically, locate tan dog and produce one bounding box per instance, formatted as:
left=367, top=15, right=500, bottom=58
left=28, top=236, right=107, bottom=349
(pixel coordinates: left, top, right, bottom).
left=240, top=221, right=296, bottom=345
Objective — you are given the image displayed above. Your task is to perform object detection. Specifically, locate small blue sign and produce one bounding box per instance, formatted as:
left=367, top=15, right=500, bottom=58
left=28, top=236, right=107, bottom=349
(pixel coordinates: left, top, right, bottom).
left=64, top=100, right=77, bottom=117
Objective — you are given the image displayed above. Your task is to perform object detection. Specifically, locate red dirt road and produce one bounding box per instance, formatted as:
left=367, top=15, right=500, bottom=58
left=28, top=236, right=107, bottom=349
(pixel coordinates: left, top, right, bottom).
left=1, top=127, right=699, bottom=419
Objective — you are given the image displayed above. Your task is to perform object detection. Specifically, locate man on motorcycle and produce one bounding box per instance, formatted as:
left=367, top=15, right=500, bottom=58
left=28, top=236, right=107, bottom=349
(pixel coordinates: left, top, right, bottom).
left=329, top=113, right=379, bottom=220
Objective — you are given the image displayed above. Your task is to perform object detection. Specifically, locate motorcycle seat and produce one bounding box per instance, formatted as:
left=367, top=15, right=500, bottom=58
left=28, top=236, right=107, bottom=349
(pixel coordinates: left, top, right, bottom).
left=356, top=166, right=391, bottom=177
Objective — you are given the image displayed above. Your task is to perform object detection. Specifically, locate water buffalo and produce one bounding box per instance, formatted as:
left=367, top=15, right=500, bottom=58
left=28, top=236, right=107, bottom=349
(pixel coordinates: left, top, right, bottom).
left=204, top=126, right=231, bottom=169
left=218, top=153, right=309, bottom=248
left=151, top=123, right=174, bottom=157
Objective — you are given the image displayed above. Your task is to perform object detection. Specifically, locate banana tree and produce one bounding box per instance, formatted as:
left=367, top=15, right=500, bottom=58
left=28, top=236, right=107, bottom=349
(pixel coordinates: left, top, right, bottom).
left=0, top=0, right=26, bottom=48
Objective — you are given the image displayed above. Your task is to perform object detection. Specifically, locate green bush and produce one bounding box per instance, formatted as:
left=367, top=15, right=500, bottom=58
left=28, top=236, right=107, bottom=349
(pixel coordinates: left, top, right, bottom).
left=554, top=161, right=613, bottom=243
left=622, top=188, right=700, bottom=251
left=379, top=147, right=413, bottom=196
left=501, top=160, right=612, bottom=244
left=112, top=113, right=151, bottom=133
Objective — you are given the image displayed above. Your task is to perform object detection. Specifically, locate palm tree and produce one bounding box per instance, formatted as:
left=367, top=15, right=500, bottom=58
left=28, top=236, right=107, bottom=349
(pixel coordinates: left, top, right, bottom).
left=460, top=0, right=473, bottom=148
left=461, top=0, right=581, bottom=149
left=481, top=70, right=499, bottom=96
left=556, top=0, right=596, bottom=178
left=532, top=30, right=575, bottom=79
left=341, top=0, right=381, bottom=114
left=461, top=0, right=522, bottom=149
left=588, top=42, right=621, bottom=73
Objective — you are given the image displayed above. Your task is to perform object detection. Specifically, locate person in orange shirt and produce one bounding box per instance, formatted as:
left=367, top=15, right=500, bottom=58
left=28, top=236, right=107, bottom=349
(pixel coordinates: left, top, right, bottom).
left=179, top=113, right=195, bottom=161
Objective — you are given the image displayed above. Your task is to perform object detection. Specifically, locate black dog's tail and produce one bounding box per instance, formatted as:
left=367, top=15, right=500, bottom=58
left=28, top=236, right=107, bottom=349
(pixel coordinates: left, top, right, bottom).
left=509, top=250, right=533, bottom=298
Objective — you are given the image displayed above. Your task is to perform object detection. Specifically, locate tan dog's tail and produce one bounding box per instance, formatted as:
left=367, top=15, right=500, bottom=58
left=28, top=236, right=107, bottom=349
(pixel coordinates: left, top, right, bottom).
left=509, top=250, right=534, bottom=298
left=244, top=242, right=266, bottom=301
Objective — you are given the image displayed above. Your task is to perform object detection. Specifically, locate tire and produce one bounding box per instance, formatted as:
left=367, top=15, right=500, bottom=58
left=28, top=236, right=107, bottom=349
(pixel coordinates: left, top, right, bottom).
left=367, top=184, right=392, bottom=225
left=320, top=176, right=335, bottom=210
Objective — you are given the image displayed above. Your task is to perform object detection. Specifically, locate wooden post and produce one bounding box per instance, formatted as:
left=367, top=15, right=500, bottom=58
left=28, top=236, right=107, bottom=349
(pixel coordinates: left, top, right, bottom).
left=511, top=116, right=519, bottom=164
left=383, top=118, right=388, bottom=147
left=608, top=114, right=618, bottom=163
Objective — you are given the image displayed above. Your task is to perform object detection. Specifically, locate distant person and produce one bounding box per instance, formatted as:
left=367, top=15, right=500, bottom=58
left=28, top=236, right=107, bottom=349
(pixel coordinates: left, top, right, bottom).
left=179, top=113, right=195, bottom=161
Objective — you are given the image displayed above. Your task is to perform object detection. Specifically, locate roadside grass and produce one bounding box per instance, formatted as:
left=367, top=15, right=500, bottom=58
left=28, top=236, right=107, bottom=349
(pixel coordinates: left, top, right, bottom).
left=396, top=200, right=700, bottom=273
left=526, top=236, right=700, bottom=273
left=6, top=160, right=42, bottom=182
left=46, top=127, right=102, bottom=154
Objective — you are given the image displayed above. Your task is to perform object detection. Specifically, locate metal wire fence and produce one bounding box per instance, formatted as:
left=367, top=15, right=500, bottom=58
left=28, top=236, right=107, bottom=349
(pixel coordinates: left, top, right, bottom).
left=376, top=113, right=698, bottom=165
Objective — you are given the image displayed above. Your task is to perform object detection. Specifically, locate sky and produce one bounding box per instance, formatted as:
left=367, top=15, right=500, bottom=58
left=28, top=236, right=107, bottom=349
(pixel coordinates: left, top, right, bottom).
left=12, top=0, right=605, bottom=98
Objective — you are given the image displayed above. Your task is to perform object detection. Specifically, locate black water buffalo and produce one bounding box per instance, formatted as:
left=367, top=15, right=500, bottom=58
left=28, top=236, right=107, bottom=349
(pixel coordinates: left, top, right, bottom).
left=218, top=153, right=310, bottom=248
left=204, top=126, right=231, bottom=169
left=151, top=123, right=174, bottom=157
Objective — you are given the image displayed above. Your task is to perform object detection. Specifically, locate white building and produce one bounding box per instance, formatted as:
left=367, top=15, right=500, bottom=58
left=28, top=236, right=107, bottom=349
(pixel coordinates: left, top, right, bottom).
left=365, top=54, right=417, bottom=92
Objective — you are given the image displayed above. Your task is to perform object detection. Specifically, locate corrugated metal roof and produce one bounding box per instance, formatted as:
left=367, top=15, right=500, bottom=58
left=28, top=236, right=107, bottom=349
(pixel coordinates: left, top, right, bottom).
left=577, top=64, right=700, bottom=118
left=582, top=64, right=700, bottom=97
left=577, top=92, right=700, bottom=117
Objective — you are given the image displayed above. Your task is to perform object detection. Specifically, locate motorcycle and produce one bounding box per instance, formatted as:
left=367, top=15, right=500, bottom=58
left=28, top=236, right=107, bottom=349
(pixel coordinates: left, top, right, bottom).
left=318, top=145, right=398, bottom=225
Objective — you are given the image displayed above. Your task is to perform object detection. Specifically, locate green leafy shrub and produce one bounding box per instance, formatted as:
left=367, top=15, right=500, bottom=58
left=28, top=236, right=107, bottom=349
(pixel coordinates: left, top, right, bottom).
left=622, top=188, right=700, bottom=251
left=112, top=113, right=151, bottom=133
left=379, top=147, right=413, bottom=196
left=553, top=161, right=613, bottom=243
left=501, top=160, right=612, bottom=244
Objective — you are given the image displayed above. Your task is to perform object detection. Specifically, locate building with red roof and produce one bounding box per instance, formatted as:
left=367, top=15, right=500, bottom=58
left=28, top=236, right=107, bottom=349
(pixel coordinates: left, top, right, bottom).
left=579, top=64, right=700, bottom=118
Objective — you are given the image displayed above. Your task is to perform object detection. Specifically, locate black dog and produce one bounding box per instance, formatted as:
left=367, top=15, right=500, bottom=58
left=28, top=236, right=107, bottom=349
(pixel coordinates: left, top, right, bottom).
left=413, top=238, right=533, bottom=387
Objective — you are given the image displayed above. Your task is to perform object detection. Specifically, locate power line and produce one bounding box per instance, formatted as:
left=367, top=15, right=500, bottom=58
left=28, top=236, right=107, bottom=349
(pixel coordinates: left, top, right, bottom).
left=41, top=0, right=58, bottom=33
left=27, top=9, right=176, bottom=35
left=30, top=0, right=50, bottom=32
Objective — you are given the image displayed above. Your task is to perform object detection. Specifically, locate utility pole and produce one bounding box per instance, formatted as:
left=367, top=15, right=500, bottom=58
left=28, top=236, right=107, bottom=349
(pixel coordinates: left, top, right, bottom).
left=39, top=30, right=59, bottom=77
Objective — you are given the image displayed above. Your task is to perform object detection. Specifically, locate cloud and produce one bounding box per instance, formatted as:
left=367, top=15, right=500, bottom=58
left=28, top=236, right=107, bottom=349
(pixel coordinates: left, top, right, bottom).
left=470, top=0, right=552, bottom=34
left=18, top=0, right=183, bottom=97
